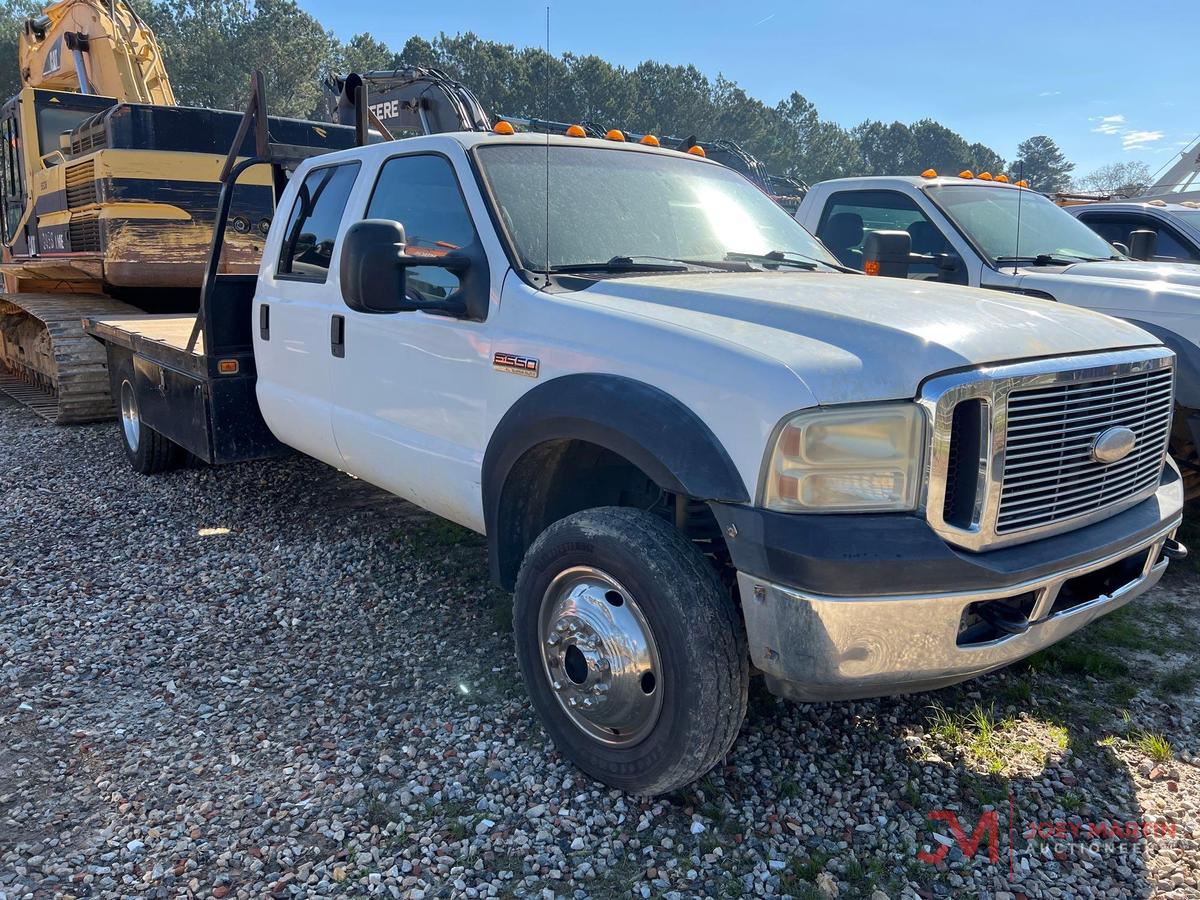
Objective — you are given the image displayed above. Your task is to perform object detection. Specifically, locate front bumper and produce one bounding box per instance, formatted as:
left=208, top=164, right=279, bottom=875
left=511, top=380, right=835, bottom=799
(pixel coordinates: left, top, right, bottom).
left=714, top=463, right=1184, bottom=702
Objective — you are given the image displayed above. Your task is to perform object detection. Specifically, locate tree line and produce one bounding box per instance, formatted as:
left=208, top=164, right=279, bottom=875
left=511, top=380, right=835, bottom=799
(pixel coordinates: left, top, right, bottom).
left=1, top=0, right=1091, bottom=191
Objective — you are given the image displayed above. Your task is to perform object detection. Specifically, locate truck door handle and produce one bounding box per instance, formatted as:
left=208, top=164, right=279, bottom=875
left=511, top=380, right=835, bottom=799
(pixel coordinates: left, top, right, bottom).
left=259, top=304, right=270, bottom=340
left=330, top=314, right=345, bottom=358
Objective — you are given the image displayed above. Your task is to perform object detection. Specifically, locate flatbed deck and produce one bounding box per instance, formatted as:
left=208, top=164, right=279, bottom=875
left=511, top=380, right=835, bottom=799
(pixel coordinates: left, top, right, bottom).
left=82, top=313, right=205, bottom=375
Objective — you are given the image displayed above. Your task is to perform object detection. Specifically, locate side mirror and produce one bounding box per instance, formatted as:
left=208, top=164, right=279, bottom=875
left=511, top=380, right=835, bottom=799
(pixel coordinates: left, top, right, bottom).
left=1128, top=229, right=1158, bottom=261
left=863, top=229, right=912, bottom=278
left=338, top=219, right=472, bottom=315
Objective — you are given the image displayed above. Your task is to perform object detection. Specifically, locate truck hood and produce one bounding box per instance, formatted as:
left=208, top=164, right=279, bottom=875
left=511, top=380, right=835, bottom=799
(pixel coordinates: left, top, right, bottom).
left=1056, top=260, right=1200, bottom=290
left=576, top=272, right=1159, bottom=404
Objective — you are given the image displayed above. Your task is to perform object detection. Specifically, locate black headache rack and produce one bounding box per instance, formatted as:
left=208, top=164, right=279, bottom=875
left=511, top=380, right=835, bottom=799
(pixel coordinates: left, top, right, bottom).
left=83, top=71, right=378, bottom=465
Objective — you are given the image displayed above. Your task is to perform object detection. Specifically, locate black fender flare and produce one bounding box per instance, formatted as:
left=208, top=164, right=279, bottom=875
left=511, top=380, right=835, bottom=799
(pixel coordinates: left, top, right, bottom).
left=1121, top=318, right=1200, bottom=411
left=482, top=373, right=750, bottom=586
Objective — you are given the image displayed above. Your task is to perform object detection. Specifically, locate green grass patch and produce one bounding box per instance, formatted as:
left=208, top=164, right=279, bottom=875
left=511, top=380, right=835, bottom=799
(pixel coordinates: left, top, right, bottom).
left=1158, top=664, right=1200, bottom=698
left=1134, top=730, right=1173, bottom=763
left=1030, top=643, right=1130, bottom=680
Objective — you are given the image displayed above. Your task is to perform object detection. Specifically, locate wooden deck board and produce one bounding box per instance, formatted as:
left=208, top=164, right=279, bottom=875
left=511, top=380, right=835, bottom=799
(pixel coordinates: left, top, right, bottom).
left=85, top=314, right=204, bottom=355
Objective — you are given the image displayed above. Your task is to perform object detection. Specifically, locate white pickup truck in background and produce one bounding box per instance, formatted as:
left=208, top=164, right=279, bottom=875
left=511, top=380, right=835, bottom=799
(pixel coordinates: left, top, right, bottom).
left=85, top=124, right=1187, bottom=795
left=796, top=174, right=1200, bottom=496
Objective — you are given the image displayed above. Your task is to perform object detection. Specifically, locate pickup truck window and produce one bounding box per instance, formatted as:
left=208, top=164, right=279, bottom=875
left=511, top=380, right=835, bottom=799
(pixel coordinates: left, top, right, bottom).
left=366, top=153, right=478, bottom=301
left=475, top=144, right=838, bottom=272
left=277, top=162, right=361, bottom=281
left=815, top=189, right=951, bottom=276
left=927, top=185, right=1119, bottom=266
left=1080, top=214, right=1199, bottom=262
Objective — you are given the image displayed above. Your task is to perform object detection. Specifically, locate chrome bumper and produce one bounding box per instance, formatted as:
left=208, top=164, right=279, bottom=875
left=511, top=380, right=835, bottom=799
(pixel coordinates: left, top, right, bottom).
left=737, top=519, right=1181, bottom=702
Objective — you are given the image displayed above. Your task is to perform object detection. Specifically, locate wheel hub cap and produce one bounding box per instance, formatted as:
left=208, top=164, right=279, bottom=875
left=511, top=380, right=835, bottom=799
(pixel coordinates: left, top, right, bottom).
left=539, top=566, right=662, bottom=746
left=119, top=380, right=140, bottom=452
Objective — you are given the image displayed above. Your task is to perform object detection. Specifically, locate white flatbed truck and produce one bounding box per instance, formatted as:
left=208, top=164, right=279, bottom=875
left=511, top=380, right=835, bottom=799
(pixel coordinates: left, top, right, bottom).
left=84, top=89, right=1187, bottom=795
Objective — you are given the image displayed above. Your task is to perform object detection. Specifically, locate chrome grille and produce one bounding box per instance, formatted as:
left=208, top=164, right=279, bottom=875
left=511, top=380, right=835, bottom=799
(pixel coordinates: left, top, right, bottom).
left=921, top=348, right=1175, bottom=552
left=996, top=368, right=1174, bottom=533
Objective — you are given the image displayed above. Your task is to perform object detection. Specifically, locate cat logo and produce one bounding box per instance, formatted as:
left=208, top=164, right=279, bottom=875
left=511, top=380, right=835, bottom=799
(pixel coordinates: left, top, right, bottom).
left=42, top=37, right=62, bottom=77
left=493, top=352, right=539, bottom=378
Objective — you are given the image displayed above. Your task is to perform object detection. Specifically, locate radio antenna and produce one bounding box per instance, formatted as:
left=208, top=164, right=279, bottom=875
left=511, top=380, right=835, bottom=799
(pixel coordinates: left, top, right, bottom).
left=543, top=6, right=551, bottom=287
left=1012, top=160, right=1024, bottom=276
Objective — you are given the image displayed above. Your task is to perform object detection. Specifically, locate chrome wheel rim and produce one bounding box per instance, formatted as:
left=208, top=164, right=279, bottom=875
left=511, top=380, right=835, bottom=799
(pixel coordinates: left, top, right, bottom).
left=119, top=379, right=140, bottom=452
left=538, top=566, right=663, bottom=747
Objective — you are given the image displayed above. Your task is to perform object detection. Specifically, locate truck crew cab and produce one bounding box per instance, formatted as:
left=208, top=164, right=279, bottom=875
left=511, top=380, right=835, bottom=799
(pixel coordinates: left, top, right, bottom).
left=86, top=113, right=1186, bottom=795
left=796, top=174, right=1200, bottom=498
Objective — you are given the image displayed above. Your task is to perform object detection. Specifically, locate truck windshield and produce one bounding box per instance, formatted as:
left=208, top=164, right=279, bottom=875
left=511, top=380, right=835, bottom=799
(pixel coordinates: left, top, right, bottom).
left=475, top=144, right=840, bottom=273
left=926, top=184, right=1121, bottom=265
left=1173, top=209, right=1200, bottom=229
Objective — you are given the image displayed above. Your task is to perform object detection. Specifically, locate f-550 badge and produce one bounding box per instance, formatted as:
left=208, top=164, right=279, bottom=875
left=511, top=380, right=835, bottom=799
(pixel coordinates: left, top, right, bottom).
left=493, top=352, right=540, bottom=378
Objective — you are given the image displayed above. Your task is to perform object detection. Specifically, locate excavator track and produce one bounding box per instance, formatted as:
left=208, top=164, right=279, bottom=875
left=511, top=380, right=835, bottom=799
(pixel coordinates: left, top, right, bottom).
left=0, top=293, right=144, bottom=424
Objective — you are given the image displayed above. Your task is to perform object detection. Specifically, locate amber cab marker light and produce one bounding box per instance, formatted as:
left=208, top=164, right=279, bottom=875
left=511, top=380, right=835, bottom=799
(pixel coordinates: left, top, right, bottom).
left=995, top=174, right=1010, bottom=183
left=605, top=129, right=626, bottom=142
left=565, top=124, right=586, bottom=137
left=493, top=120, right=515, bottom=135
left=217, top=359, right=239, bottom=375
left=959, top=170, right=974, bottom=179
left=687, top=145, right=706, bottom=157
left=978, top=171, right=994, bottom=181
left=864, top=260, right=881, bottom=276
left=921, top=168, right=937, bottom=178
left=1016, top=179, right=1029, bottom=187
left=639, top=134, right=660, bottom=146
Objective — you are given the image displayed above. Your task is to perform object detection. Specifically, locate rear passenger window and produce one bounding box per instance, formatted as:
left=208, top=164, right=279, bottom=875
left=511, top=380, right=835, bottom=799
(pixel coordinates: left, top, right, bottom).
left=278, top=162, right=360, bottom=281
left=366, top=154, right=478, bottom=302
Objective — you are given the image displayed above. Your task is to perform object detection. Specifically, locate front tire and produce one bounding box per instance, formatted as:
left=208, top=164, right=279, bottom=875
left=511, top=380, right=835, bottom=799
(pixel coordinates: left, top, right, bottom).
left=116, top=369, right=183, bottom=475
left=513, top=506, right=748, bottom=795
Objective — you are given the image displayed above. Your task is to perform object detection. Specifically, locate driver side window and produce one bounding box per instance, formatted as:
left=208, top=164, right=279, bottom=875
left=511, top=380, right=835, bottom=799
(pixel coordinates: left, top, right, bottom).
left=817, top=189, right=961, bottom=280
left=366, top=154, right=479, bottom=302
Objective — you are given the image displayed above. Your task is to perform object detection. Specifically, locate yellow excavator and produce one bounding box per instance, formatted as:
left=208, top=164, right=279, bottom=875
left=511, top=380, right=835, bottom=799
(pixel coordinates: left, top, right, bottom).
left=0, top=0, right=360, bottom=421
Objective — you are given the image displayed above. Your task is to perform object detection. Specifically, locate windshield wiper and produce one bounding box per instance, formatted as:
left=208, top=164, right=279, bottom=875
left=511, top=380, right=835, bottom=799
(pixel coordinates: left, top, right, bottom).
left=726, top=250, right=816, bottom=270
left=549, top=256, right=690, bottom=274
left=549, top=255, right=753, bottom=274
left=995, top=253, right=1089, bottom=267
left=728, top=249, right=860, bottom=273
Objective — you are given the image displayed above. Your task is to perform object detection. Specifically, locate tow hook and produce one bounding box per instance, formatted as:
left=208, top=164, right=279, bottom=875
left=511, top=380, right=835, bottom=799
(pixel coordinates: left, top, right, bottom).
left=1163, top=538, right=1188, bottom=561
left=977, top=602, right=1031, bottom=637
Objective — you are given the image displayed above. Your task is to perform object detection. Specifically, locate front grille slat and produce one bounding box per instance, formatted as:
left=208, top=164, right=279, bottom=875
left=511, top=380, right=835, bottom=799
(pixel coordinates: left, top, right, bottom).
left=1001, top=411, right=1172, bottom=458
left=999, top=472, right=1162, bottom=528
left=1007, top=374, right=1173, bottom=408
left=1001, top=444, right=1167, bottom=494
left=1006, top=389, right=1173, bottom=431
left=994, top=367, right=1173, bottom=534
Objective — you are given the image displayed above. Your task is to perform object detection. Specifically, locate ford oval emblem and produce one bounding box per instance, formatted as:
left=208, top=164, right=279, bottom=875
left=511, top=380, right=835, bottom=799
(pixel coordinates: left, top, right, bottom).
left=1090, top=426, right=1137, bottom=465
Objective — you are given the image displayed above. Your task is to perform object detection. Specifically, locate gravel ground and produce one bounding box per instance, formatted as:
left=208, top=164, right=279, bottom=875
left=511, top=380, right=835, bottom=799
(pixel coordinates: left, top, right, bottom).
left=2, top=394, right=1199, bottom=900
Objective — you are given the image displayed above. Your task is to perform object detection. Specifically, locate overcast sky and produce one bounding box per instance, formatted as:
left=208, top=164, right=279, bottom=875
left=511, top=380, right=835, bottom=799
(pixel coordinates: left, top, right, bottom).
left=298, top=0, right=1195, bottom=180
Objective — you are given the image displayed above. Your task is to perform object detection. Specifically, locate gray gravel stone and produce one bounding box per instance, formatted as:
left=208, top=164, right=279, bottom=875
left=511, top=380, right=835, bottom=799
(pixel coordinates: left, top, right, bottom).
left=0, top=395, right=1197, bottom=899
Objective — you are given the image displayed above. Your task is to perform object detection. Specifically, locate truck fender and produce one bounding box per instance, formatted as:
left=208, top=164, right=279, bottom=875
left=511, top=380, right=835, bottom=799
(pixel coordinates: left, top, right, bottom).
left=482, top=373, right=749, bottom=587
left=1121, top=318, right=1200, bottom=411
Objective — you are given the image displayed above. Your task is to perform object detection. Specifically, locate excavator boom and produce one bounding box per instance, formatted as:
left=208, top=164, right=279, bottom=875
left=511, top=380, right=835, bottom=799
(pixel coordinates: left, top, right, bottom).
left=19, top=0, right=175, bottom=105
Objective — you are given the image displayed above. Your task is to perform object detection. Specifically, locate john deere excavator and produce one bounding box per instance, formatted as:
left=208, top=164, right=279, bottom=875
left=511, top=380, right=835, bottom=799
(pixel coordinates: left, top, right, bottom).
left=0, top=0, right=367, bottom=422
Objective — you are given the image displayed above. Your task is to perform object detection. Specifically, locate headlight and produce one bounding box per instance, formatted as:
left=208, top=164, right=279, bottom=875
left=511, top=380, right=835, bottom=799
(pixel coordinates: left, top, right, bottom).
left=762, top=403, right=926, bottom=512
